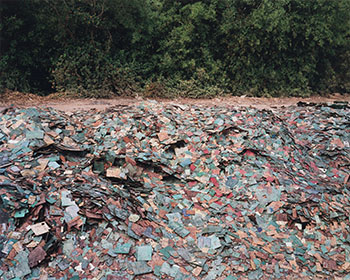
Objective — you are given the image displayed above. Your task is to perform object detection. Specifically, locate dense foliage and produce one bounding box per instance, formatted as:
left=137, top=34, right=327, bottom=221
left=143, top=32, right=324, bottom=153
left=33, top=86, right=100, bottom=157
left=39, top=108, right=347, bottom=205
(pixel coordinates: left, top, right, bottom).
left=1, top=0, right=349, bottom=97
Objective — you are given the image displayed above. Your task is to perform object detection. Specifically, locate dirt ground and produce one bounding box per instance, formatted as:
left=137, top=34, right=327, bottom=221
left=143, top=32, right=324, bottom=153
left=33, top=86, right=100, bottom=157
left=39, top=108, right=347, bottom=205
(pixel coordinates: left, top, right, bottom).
left=1, top=91, right=350, bottom=112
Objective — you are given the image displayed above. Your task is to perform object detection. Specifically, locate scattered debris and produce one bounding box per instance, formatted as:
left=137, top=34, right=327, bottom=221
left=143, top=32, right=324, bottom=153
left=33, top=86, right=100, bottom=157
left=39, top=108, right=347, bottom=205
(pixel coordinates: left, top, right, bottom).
left=0, top=101, right=349, bottom=279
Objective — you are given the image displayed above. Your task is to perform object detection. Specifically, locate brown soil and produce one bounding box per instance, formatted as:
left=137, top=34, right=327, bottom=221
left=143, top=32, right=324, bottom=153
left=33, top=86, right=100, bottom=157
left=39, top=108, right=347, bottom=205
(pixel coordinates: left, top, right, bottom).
left=1, top=91, right=349, bottom=112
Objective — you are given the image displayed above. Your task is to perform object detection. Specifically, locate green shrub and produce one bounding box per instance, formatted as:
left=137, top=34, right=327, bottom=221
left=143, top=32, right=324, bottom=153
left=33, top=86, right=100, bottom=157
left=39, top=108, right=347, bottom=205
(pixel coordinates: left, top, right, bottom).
left=219, top=0, right=350, bottom=96
left=1, top=0, right=349, bottom=97
left=0, top=1, right=53, bottom=93
left=51, top=45, right=140, bottom=97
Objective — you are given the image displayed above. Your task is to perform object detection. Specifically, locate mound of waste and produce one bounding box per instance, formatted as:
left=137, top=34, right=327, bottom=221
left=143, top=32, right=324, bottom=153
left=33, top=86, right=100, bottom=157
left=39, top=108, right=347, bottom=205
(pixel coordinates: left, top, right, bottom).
left=0, top=101, right=349, bottom=279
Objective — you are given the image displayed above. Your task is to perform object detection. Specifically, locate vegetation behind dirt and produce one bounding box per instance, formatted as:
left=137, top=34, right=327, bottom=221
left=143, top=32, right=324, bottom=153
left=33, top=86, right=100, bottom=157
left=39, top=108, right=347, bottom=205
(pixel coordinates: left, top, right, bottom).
left=1, top=0, right=350, bottom=98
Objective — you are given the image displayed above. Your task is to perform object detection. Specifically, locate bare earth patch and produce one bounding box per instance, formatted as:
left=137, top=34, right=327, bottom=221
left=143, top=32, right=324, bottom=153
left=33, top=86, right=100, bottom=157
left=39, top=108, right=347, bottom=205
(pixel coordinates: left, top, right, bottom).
left=1, top=91, right=349, bottom=112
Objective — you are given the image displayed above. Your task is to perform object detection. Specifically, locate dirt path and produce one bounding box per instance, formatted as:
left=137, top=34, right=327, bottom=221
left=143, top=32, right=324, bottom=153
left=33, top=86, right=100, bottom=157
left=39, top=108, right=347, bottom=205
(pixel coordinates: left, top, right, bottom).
left=1, top=91, right=349, bottom=112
